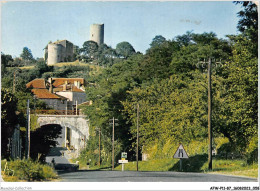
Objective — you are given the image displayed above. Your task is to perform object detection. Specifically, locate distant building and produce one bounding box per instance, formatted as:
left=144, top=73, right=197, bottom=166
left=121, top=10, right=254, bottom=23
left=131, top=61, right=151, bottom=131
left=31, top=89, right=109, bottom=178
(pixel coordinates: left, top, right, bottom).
left=44, top=40, right=76, bottom=65
left=26, top=78, right=86, bottom=111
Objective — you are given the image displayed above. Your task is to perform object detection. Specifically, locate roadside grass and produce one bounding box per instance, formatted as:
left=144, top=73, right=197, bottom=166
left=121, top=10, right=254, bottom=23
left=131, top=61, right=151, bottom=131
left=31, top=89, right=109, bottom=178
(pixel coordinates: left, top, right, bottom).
left=114, top=159, right=179, bottom=171
left=71, top=158, right=111, bottom=170
left=113, top=158, right=258, bottom=178
left=201, top=159, right=258, bottom=178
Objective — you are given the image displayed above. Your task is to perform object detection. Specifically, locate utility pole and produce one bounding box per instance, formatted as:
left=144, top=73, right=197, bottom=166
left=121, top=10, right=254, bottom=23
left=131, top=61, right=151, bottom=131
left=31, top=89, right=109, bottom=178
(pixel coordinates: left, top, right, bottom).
left=99, top=127, right=101, bottom=167
left=33, top=95, right=36, bottom=114
left=112, top=117, right=115, bottom=170
left=26, top=99, right=30, bottom=159
left=13, top=70, right=16, bottom=93
left=208, top=58, right=212, bottom=170
left=136, top=103, right=139, bottom=171
left=66, top=100, right=68, bottom=115
left=76, top=100, right=78, bottom=115
left=109, top=117, right=118, bottom=170
left=198, top=58, right=216, bottom=171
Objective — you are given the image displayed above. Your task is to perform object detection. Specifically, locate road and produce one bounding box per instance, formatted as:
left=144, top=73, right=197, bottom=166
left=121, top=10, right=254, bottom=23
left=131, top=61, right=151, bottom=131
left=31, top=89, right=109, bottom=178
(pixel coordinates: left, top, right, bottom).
left=58, top=170, right=257, bottom=182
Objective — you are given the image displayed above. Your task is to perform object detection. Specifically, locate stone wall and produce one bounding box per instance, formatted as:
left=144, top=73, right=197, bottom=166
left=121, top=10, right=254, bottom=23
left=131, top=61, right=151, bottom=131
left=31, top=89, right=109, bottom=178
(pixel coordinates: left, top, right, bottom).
left=41, top=98, right=67, bottom=110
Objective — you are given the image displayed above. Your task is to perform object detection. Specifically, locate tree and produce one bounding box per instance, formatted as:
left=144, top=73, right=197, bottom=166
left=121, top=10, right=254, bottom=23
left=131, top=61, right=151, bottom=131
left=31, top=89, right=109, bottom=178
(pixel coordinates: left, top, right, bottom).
left=80, top=41, right=99, bottom=62
left=175, top=31, right=194, bottom=47
left=149, top=35, right=167, bottom=49
left=115, top=41, right=136, bottom=59
left=20, top=47, right=34, bottom=61
left=95, top=44, right=117, bottom=66
left=1, top=88, right=19, bottom=158
left=1, top=53, right=13, bottom=75
left=215, top=35, right=257, bottom=156
left=235, top=1, right=258, bottom=56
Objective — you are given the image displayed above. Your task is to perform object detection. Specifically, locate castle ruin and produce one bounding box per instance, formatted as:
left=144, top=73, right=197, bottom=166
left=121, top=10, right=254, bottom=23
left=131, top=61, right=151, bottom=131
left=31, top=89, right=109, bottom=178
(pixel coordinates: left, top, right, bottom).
left=44, top=40, right=76, bottom=66
left=44, top=24, right=104, bottom=65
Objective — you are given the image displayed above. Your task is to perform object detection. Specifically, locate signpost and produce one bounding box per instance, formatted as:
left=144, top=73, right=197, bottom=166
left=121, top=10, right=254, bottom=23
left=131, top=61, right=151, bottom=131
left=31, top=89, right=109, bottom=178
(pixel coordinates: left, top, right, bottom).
left=119, top=152, right=128, bottom=171
left=121, top=152, right=127, bottom=159
left=118, top=160, right=128, bottom=171
left=173, top=144, right=189, bottom=171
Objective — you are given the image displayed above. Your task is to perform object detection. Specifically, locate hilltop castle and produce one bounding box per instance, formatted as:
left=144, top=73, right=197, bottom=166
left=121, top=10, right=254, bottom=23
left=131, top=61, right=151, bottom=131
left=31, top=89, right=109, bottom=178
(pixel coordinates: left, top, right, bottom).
left=44, top=23, right=104, bottom=65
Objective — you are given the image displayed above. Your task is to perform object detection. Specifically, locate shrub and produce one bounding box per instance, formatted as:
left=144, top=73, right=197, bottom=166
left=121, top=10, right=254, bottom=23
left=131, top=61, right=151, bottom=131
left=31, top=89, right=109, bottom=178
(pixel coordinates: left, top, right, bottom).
left=2, top=159, right=57, bottom=181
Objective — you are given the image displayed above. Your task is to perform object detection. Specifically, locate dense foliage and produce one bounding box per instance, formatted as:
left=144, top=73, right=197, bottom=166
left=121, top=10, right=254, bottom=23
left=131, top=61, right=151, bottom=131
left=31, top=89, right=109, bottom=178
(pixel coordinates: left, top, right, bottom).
left=79, top=2, right=257, bottom=165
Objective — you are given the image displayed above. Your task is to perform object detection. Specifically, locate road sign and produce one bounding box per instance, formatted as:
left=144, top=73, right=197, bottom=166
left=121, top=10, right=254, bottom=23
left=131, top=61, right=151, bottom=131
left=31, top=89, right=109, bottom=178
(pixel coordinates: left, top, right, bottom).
left=173, top=144, right=189, bottom=159
left=121, top=152, right=127, bottom=159
left=118, top=160, right=128, bottom=163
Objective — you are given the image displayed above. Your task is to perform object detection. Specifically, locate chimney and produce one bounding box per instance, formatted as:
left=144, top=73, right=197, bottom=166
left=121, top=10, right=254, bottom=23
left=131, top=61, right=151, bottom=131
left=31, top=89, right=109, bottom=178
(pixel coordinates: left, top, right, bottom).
left=63, top=84, right=67, bottom=91
left=49, top=77, right=53, bottom=93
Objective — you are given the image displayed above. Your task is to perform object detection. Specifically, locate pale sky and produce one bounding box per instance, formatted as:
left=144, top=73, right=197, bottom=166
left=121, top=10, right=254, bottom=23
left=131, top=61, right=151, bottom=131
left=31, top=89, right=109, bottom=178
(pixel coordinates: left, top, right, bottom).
left=1, top=1, right=242, bottom=58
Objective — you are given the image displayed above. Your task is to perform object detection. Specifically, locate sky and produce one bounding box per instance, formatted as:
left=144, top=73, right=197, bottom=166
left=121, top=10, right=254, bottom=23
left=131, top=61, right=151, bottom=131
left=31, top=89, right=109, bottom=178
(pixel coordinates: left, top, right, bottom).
left=1, top=1, right=243, bottom=58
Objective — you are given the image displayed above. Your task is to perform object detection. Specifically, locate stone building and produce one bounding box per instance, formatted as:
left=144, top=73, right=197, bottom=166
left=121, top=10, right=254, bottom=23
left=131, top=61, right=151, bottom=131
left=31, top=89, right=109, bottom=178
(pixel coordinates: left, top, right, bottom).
left=44, top=40, right=76, bottom=65
left=26, top=78, right=86, bottom=111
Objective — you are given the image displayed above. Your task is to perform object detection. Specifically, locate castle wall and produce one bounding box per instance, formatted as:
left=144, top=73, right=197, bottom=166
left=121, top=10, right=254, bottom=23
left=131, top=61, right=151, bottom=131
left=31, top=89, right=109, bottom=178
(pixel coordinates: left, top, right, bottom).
left=90, top=24, right=104, bottom=45
left=65, top=41, right=74, bottom=61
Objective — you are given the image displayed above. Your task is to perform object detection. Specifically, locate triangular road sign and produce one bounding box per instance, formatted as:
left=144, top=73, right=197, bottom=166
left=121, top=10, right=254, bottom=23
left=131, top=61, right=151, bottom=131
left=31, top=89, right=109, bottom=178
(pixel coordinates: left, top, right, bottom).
left=173, top=144, right=189, bottom=159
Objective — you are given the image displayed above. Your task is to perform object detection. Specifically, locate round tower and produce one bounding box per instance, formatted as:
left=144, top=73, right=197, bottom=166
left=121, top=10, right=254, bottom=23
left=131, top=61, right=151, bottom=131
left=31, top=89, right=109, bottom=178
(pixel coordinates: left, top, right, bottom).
left=47, top=43, right=62, bottom=65
left=89, top=24, right=104, bottom=45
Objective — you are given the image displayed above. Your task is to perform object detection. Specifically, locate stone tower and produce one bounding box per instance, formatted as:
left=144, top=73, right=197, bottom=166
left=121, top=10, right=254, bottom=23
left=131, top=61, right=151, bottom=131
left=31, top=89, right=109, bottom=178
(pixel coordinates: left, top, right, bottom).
left=89, top=24, right=104, bottom=45
left=47, top=43, right=62, bottom=65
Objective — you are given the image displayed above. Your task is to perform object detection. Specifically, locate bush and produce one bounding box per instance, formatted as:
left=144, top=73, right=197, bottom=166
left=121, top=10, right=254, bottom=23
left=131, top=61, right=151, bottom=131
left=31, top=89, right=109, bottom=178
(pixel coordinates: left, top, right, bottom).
left=2, top=159, right=57, bottom=181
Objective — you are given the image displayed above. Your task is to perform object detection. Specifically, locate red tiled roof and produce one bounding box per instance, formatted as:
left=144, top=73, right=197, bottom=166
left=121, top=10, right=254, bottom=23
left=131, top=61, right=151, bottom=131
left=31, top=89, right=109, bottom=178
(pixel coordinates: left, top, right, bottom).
left=53, top=86, right=84, bottom=93
left=53, top=87, right=63, bottom=92
left=26, top=79, right=47, bottom=89
left=72, top=86, right=85, bottom=92
left=51, top=78, right=84, bottom=87
left=31, top=89, right=61, bottom=99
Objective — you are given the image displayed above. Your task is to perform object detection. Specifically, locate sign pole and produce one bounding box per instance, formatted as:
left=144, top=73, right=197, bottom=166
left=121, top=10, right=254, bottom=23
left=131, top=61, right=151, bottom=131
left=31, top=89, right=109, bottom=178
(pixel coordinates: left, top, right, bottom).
left=122, top=163, right=124, bottom=171
left=173, top=144, right=189, bottom=172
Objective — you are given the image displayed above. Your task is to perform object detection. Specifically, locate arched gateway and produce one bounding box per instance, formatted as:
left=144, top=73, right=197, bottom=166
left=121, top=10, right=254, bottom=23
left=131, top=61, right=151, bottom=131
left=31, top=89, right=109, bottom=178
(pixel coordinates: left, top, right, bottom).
left=37, top=114, right=89, bottom=157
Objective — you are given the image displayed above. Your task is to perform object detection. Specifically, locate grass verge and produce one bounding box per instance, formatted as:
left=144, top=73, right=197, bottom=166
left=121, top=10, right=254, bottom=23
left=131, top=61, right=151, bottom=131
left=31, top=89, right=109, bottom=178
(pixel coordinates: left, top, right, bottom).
left=113, top=158, right=257, bottom=178
left=201, top=159, right=258, bottom=178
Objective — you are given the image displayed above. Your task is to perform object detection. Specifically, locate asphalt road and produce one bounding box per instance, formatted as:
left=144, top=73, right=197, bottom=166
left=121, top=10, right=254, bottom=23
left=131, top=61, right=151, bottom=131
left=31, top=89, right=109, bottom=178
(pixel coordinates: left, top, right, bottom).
left=58, top=170, right=257, bottom=182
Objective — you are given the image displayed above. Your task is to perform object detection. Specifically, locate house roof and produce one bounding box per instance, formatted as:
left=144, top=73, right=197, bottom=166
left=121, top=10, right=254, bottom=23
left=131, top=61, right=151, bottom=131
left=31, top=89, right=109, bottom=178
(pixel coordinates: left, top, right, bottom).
left=26, top=79, right=47, bottom=89
left=72, top=86, right=85, bottom=92
left=32, top=89, right=63, bottom=99
left=53, top=85, right=85, bottom=93
left=51, top=78, right=84, bottom=87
